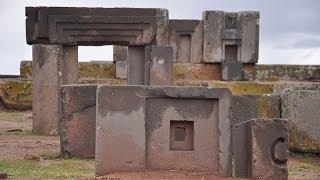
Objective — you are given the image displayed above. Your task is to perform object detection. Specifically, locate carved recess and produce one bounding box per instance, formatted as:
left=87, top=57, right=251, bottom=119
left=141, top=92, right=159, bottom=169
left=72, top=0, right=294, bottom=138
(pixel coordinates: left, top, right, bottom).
left=26, top=7, right=169, bottom=46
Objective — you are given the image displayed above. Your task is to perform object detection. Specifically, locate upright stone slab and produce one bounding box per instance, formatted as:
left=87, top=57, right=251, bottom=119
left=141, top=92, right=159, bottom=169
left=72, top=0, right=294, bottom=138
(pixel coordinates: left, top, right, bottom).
left=127, top=46, right=145, bottom=85
left=202, top=11, right=259, bottom=63
left=128, top=45, right=173, bottom=86
left=32, top=45, right=78, bottom=135
left=96, top=86, right=147, bottom=175
left=169, top=20, right=203, bottom=63
left=239, top=12, right=259, bottom=63
left=113, top=46, right=128, bottom=79
left=203, top=11, right=224, bottom=63
left=231, top=94, right=281, bottom=177
left=96, top=86, right=232, bottom=176
left=233, top=118, right=288, bottom=179
left=145, top=45, right=173, bottom=86
left=60, top=84, right=97, bottom=158
left=281, top=90, right=320, bottom=153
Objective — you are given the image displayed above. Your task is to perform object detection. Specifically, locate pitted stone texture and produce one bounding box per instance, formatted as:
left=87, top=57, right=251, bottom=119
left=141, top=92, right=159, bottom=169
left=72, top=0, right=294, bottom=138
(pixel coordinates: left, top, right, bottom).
left=60, top=84, right=97, bottom=158
left=96, top=86, right=232, bottom=176
left=221, top=61, right=243, bottom=81
left=145, top=45, right=173, bottom=86
left=202, top=11, right=259, bottom=63
left=32, top=45, right=78, bottom=135
left=233, top=118, right=288, bottom=179
left=26, top=7, right=169, bottom=46
left=251, top=118, right=288, bottom=180
left=281, top=90, right=320, bottom=153
left=231, top=95, right=280, bottom=177
left=169, top=20, right=203, bottom=63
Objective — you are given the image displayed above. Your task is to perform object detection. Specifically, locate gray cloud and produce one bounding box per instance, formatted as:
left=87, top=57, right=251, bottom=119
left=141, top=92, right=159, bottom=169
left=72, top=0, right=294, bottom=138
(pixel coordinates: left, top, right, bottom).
left=292, top=38, right=320, bottom=49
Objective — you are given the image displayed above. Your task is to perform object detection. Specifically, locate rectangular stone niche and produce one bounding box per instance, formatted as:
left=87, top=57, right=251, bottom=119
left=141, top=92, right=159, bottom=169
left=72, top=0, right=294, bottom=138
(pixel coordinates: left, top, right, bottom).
left=170, top=120, right=194, bottom=151
left=96, top=86, right=232, bottom=176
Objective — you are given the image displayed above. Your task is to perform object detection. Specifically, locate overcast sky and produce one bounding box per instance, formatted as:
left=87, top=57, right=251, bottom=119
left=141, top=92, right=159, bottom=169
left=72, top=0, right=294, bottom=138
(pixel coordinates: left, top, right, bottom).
left=0, top=0, right=320, bottom=75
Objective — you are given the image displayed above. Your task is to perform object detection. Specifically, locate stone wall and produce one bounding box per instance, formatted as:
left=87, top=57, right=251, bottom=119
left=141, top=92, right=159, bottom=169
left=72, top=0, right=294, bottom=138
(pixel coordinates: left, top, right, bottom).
left=4, top=61, right=320, bottom=153
left=20, top=60, right=320, bottom=82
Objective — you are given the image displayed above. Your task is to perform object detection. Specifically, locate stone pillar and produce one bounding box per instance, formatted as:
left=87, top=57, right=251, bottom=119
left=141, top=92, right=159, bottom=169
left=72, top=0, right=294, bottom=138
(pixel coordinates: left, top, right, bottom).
left=32, top=45, right=78, bottom=135
left=61, top=46, right=78, bottom=84
left=113, top=45, right=128, bottom=79
left=127, top=46, right=145, bottom=85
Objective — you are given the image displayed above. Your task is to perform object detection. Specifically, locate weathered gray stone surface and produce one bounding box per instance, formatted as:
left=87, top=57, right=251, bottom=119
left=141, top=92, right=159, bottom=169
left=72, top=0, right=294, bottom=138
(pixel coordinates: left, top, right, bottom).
left=115, top=61, right=127, bottom=79
left=26, top=7, right=169, bottom=46
left=169, top=20, right=203, bottom=63
left=202, top=11, right=259, bottom=63
left=203, top=11, right=224, bottom=63
left=231, top=94, right=281, bottom=177
left=32, top=45, right=78, bottom=135
left=145, top=45, right=173, bottom=86
left=238, top=12, right=259, bottom=63
left=233, top=118, right=288, bottom=179
left=221, top=61, right=243, bottom=81
left=96, top=86, right=232, bottom=176
left=127, top=45, right=173, bottom=85
left=281, top=90, right=320, bottom=153
left=113, top=46, right=127, bottom=62
left=60, top=84, right=97, bottom=158
left=127, top=46, right=145, bottom=85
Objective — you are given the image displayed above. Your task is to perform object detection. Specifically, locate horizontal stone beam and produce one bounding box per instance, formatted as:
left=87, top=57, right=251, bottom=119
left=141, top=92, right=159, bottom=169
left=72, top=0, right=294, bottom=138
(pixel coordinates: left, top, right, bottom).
left=26, top=7, right=169, bottom=46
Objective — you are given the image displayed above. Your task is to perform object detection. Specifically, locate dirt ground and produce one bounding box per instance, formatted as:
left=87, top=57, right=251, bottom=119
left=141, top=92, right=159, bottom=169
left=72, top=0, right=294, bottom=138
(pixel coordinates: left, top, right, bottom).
left=0, top=108, right=319, bottom=179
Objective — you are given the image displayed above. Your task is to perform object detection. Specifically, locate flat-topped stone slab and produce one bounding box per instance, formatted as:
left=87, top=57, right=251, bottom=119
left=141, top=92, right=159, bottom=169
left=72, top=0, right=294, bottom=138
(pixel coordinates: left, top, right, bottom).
left=26, top=7, right=169, bottom=46
left=96, top=86, right=232, bottom=176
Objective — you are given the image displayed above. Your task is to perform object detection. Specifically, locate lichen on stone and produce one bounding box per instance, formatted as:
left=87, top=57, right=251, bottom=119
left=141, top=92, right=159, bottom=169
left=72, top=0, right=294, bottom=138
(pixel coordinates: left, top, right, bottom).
left=0, top=80, right=32, bottom=110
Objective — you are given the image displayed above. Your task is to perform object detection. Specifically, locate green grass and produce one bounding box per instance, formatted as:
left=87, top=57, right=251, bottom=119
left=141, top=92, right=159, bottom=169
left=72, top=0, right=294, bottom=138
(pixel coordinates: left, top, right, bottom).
left=0, top=158, right=95, bottom=179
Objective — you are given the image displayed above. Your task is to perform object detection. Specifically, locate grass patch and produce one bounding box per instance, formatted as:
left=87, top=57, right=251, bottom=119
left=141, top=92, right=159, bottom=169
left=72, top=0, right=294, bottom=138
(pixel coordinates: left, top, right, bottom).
left=0, top=110, right=29, bottom=122
left=0, top=158, right=95, bottom=179
left=289, top=153, right=320, bottom=177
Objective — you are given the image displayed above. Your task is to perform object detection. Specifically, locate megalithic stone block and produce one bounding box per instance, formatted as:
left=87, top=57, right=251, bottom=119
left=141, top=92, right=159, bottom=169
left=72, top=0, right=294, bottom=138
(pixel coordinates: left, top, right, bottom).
left=231, top=94, right=281, bottom=177
left=169, top=20, right=203, bottom=63
left=60, top=84, right=97, bottom=158
left=96, top=86, right=232, bottom=176
left=202, top=11, right=259, bottom=63
left=233, top=118, right=288, bottom=179
left=281, top=90, right=320, bottom=153
left=239, top=12, right=259, bottom=63
left=127, top=46, right=145, bottom=85
left=145, top=45, right=173, bottom=86
left=32, top=45, right=78, bottom=135
left=26, top=7, right=169, bottom=46
left=203, top=11, right=224, bottom=63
